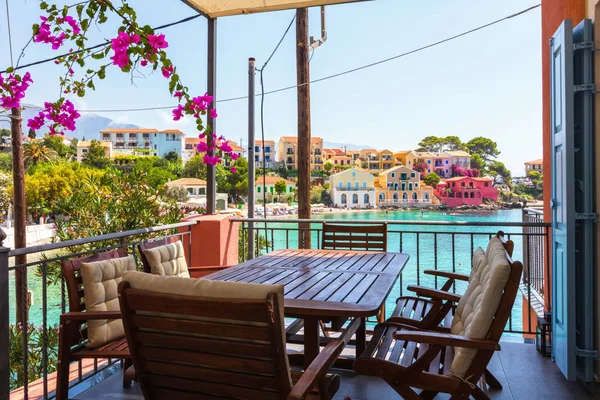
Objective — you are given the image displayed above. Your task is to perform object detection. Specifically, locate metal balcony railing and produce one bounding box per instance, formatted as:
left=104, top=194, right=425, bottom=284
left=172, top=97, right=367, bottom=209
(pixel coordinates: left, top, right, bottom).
left=0, top=221, right=196, bottom=400
left=233, top=217, right=550, bottom=337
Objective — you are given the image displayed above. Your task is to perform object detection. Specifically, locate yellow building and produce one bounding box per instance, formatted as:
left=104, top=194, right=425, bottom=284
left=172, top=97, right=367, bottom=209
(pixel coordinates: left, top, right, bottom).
left=376, top=166, right=433, bottom=205
left=359, top=149, right=380, bottom=172
left=378, top=149, right=394, bottom=171
left=277, top=136, right=324, bottom=171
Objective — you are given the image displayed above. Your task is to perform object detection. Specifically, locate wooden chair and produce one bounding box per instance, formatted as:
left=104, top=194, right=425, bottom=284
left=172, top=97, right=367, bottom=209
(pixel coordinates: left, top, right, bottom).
left=386, top=232, right=512, bottom=390
left=354, top=235, right=523, bottom=399
left=321, top=222, right=388, bottom=325
left=321, top=222, right=388, bottom=252
left=57, top=249, right=134, bottom=400
left=118, top=272, right=346, bottom=400
left=138, top=236, right=230, bottom=278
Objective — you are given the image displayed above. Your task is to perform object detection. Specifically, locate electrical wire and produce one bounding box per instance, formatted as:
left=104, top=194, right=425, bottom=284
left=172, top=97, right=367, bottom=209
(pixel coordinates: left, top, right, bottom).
left=5, top=0, right=14, bottom=67
left=0, top=14, right=203, bottom=74
left=76, top=3, right=541, bottom=114
left=258, top=14, right=296, bottom=216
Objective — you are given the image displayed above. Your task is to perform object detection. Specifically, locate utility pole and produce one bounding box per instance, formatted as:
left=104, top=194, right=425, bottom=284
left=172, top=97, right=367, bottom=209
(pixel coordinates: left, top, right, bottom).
left=296, top=8, right=311, bottom=249
left=11, top=107, right=27, bottom=324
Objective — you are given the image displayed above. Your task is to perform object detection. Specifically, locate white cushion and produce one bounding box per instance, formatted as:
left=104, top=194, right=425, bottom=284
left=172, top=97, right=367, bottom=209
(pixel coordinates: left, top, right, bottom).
left=143, top=241, right=190, bottom=278
left=450, top=237, right=511, bottom=377
left=80, top=255, right=136, bottom=348
left=469, top=247, right=486, bottom=282
left=122, top=271, right=292, bottom=386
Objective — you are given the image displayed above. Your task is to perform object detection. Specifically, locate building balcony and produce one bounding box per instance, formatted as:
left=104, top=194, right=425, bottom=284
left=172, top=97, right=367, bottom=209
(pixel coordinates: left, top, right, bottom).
left=335, top=186, right=376, bottom=191
left=2, top=213, right=589, bottom=400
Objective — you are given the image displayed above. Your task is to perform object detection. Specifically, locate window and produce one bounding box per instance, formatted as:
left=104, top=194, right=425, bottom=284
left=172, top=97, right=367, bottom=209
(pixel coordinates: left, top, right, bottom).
left=411, top=172, right=416, bottom=178
left=255, top=156, right=259, bottom=161
left=255, top=146, right=259, bottom=152
left=393, top=193, right=398, bottom=202
left=258, top=187, right=261, bottom=193
left=82, top=148, right=88, bottom=153
left=352, top=172, right=356, bottom=178
left=379, top=193, right=385, bottom=201
left=484, top=182, right=489, bottom=187
left=408, top=160, right=411, bottom=165
left=338, top=182, right=342, bottom=189
left=445, top=160, right=449, bottom=164
left=401, top=183, right=405, bottom=191
left=341, top=194, right=347, bottom=204
left=347, top=182, right=351, bottom=190
left=427, top=160, right=431, bottom=164
left=335, top=160, right=338, bottom=164
left=187, top=188, right=194, bottom=195
left=391, top=172, right=395, bottom=178
left=265, top=146, right=271, bottom=152
left=446, top=169, right=449, bottom=174
left=363, top=182, right=367, bottom=189
left=289, top=187, right=293, bottom=193
left=355, top=182, right=359, bottom=189
left=352, top=194, right=358, bottom=204
left=412, top=192, right=418, bottom=200
left=364, top=194, right=369, bottom=203
left=408, top=183, right=413, bottom=190
left=461, top=182, right=465, bottom=187
left=415, top=182, right=418, bottom=187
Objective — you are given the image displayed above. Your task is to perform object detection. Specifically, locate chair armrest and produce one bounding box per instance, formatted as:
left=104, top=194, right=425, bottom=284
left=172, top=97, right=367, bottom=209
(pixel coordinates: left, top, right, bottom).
left=407, top=285, right=461, bottom=303
left=392, top=331, right=500, bottom=351
left=377, top=320, right=421, bottom=331
left=60, top=311, right=121, bottom=322
left=424, top=270, right=470, bottom=282
left=288, top=339, right=345, bottom=400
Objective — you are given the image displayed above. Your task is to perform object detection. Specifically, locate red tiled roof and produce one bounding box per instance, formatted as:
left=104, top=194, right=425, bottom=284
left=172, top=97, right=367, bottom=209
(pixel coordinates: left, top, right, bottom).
left=525, top=159, right=543, bottom=164
left=280, top=136, right=323, bottom=143
left=161, top=129, right=184, bottom=134
left=100, top=128, right=158, bottom=133
left=256, top=176, right=295, bottom=185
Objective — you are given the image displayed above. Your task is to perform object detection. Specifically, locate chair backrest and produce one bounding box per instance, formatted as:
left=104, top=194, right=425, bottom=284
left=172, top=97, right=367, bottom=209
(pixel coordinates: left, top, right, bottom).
left=138, top=236, right=181, bottom=274
left=450, top=234, right=523, bottom=377
left=60, top=248, right=128, bottom=343
left=321, top=222, right=387, bottom=251
left=118, top=272, right=292, bottom=400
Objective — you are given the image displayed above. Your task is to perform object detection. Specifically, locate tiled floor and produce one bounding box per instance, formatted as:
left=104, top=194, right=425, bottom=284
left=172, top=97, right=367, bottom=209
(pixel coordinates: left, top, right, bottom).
left=75, top=342, right=598, bottom=400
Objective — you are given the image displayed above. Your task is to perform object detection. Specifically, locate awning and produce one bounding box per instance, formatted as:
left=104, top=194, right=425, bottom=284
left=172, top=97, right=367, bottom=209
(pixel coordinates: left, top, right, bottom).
left=182, top=0, right=368, bottom=18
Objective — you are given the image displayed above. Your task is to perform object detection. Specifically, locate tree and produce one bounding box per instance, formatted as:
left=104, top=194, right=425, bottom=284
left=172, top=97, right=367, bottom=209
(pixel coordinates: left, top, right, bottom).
left=82, top=140, right=111, bottom=169
left=216, top=157, right=249, bottom=203
left=423, top=172, right=441, bottom=187
left=182, top=154, right=207, bottom=179
left=164, top=150, right=180, bottom=163
left=0, top=173, right=11, bottom=215
left=274, top=180, right=287, bottom=201
left=324, top=161, right=333, bottom=173
left=23, top=142, right=58, bottom=168
left=416, top=136, right=466, bottom=152
left=469, top=153, right=486, bottom=175
left=527, top=170, right=543, bottom=184
left=27, top=129, right=36, bottom=139
left=42, top=135, right=74, bottom=159
left=489, top=161, right=512, bottom=188
left=0, top=128, right=10, bottom=144
left=466, top=137, right=500, bottom=163
left=0, top=153, right=12, bottom=172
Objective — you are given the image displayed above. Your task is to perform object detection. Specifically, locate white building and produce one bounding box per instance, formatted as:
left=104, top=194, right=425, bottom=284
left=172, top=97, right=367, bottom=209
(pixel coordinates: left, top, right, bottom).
left=329, top=168, right=376, bottom=209
left=76, top=140, right=113, bottom=162
left=255, top=176, right=296, bottom=201
left=443, top=150, right=471, bottom=170
left=165, top=178, right=207, bottom=196
left=254, top=140, right=276, bottom=168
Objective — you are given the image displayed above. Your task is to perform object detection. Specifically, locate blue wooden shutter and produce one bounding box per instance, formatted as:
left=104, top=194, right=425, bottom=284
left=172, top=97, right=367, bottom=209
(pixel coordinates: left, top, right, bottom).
left=550, top=19, right=576, bottom=381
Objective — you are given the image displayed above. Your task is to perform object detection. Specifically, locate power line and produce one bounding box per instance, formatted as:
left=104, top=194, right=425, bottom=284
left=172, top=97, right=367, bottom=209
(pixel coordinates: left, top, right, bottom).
left=0, top=14, right=203, bottom=74
left=74, top=3, right=540, bottom=113
left=5, top=0, right=14, bottom=67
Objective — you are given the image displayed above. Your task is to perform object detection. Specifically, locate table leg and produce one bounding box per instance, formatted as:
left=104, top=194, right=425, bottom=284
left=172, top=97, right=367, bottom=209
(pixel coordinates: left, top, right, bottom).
left=304, top=317, right=320, bottom=369
left=356, top=317, right=366, bottom=358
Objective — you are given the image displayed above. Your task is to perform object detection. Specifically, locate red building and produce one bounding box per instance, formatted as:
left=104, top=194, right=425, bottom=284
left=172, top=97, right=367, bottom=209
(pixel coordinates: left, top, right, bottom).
left=435, top=177, right=498, bottom=207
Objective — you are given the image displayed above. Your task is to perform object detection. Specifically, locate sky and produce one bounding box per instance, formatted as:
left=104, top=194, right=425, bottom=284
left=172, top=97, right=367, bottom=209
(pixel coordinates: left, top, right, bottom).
left=0, top=0, right=542, bottom=176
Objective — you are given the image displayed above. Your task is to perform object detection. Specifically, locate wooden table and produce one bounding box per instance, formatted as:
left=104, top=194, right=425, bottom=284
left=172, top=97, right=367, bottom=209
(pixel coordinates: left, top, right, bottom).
left=205, top=249, right=408, bottom=367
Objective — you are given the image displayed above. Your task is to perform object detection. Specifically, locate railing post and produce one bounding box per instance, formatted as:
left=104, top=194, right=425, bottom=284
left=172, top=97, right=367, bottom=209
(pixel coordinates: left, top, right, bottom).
left=0, top=228, right=9, bottom=400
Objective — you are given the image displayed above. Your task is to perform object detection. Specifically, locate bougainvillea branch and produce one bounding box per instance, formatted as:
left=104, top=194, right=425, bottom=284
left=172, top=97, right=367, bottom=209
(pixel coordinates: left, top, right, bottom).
left=0, top=0, right=235, bottom=170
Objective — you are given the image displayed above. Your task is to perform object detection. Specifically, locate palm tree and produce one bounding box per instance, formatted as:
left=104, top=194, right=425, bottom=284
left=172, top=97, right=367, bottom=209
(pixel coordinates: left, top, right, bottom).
left=23, top=142, right=57, bottom=167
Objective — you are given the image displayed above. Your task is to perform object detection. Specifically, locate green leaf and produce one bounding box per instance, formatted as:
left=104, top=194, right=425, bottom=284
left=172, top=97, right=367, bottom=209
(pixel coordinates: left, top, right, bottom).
left=97, top=67, right=106, bottom=79
left=81, top=19, right=89, bottom=31
left=32, top=23, right=40, bottom=35
left=87, top=80, right=95, bottom=90
left=76, top=4, right=84, bottom=18
left=62, top=5, right=68, bottom=17
left=91, top=52, right=104, bottom=60
left=5, top=67, right=14, bottom=73
left=40, top=1, right=48, bottom=10
left=77, top=89, right=85, bottom=97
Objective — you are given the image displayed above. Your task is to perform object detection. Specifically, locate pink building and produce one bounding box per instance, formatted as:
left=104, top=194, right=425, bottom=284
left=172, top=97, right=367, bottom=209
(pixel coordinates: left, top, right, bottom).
left=435, top=177, right=498, bottom=207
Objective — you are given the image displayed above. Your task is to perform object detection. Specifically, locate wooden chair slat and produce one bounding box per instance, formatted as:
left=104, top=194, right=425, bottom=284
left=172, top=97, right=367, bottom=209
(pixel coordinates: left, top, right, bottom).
left=388, top=339, right=406, bottom=364
left=129, top=314, right=271, bottom=342
left=442, top=346, right=455, bottom=375
left=143, top=360, right=279, bottom=390
left=135, top=331, right=272, bottom=359
left=400, top=340, right=418, bottom=367
left=124, top=289, right=269, bottom=323
left=138, top=346, right=276, bottom=375
left=147, top=373, right=280, bottom=400
left=322, top=241, right=385, bottom=250
left=321, top=222, right=388, bottom=252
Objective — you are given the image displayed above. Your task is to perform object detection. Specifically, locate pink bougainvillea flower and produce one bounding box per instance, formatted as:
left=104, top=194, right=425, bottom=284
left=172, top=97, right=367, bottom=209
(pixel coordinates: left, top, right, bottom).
left=161, top=65, right=174, bottom=78
left=230, top=167, right=237, bottom=173
left=147, top=33, right=168, bottom=52
left=202, top=153, right=220, bottom=166
left=57, top=16, right=81, bottom=35
left=174, top=91, right=183, bottom=99
left=219, top=142, right=232, bottom=153
left=230, top=152, right=240, bottom=161
left=140, top=59, right=148, bottom=67
left=209, top=109, right=217, bottom=119
left=197, top=141, right=209, bottom=152
left=172, top=104, right=185, bottom=121
left=109, top=31, right=140, bottom=69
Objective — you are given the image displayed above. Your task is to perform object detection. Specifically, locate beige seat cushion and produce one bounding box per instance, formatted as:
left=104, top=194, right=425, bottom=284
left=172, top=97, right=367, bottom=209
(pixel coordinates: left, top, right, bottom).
left=80, top=255, right=136, bottom=348
left=143, top=241, right=189, bottom=278
left=122, top=271, right=292, bottom=387
left=469, top=247, right=486, bottom=281
left=450, top=237, right=511, bottom=377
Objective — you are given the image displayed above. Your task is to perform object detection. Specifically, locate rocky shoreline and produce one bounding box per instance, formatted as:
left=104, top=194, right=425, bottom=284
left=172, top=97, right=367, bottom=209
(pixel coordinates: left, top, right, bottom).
left=378, top=201, right=526, bottom=212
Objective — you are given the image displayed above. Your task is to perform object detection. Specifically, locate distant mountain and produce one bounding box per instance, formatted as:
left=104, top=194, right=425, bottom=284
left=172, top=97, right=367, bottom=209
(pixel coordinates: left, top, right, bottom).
left=0, top=105, right=139, bottom=141
left=323, top=141, right=369, bottom=150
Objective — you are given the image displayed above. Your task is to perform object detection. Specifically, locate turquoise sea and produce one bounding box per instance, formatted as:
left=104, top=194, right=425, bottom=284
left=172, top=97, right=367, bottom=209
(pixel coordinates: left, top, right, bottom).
left=11, top=209, right=531, bottom=333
